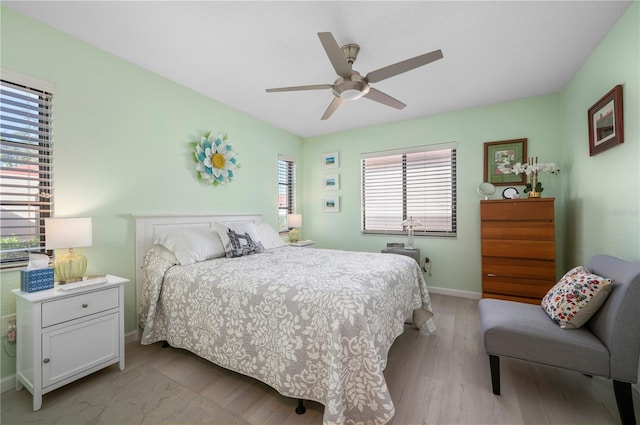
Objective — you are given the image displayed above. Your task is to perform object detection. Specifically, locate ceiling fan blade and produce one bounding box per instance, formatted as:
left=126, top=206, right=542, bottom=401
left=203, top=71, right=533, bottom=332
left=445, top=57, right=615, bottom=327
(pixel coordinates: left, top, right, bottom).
left=366, top=49, right=443, bottom=83
left=321, top=96, right=344, bottom=120
left=364, top=88, right=406, bottom=110
left=318, top=32, right=352, bottom=78
left=266, top=84, right=333, bottom=93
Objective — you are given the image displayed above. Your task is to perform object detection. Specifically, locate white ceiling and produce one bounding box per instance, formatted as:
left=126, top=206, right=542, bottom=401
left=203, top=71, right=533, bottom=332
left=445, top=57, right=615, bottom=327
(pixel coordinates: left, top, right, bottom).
left=4, top=1, right=631, bottom=138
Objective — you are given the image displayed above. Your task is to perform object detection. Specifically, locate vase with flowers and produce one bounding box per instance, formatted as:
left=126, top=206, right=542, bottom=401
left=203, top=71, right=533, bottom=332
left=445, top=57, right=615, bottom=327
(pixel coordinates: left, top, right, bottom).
left=510, top=157, right=560, bottom=198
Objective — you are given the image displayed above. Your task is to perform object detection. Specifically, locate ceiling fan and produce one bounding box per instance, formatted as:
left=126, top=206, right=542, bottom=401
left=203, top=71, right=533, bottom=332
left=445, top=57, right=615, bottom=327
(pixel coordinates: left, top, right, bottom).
left=265, top=32, right=443, bottom=120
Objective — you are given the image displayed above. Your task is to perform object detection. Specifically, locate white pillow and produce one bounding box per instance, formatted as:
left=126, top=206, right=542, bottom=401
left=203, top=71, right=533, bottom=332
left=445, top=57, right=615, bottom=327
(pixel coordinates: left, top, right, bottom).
left=214, top=221, right=265, bottom=258
left=257, top=222, right=286, bottom=250
left=154, top=228, right=225, bottom=265
left=148, top=244, right=178, bottom=264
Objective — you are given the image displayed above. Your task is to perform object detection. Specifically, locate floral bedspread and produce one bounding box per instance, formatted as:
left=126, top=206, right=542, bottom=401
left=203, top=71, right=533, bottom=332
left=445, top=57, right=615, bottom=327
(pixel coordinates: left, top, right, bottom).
left=140, top=246, right=434, bottom=425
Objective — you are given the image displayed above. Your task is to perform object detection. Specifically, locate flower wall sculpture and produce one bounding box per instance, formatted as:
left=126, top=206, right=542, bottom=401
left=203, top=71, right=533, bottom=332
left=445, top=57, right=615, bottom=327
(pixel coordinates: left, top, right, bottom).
left=193, top=132, right=239, bottom=186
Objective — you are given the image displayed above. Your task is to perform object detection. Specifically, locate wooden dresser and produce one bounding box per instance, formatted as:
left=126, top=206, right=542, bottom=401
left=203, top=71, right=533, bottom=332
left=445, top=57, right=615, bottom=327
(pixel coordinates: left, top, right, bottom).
left=480, top=198, right=556, bottom=304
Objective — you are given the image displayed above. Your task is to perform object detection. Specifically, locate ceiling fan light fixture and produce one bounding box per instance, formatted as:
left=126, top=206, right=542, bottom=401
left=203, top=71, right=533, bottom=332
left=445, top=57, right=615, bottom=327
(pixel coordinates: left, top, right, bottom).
left=339, top=88, right=365, bottom=101
left=332, top=76, right=370, bottom=101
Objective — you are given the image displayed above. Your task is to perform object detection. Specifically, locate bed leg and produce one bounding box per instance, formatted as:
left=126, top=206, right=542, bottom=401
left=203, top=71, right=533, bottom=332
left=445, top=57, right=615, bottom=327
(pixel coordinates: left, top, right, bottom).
left=161, top=341, right=170, bottom=348
left=295, top=399, right=306, bottom=414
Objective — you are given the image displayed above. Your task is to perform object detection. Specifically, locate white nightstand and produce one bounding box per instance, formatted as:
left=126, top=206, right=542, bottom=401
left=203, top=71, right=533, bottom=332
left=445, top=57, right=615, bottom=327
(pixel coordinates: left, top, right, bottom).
left=12, top=275, right=129, bottom=411
left=287, top=240, right=315, bottom=248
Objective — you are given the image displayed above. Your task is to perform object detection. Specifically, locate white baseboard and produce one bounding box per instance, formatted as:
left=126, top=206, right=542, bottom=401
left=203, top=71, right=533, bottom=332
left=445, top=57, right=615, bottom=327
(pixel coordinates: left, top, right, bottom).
left=1, top=374, right=15, bottom=393
left=427, top=285, right=481, bottom=299
left=125, top=330, right=139, bottom=344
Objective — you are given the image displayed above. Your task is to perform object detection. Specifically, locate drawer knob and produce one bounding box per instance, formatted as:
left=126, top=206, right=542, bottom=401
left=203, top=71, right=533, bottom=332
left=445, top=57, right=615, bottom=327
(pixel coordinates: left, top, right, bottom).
left=82, top=303, right=88, bottom=308
left=487, top=273, right=496, bottom=277
left=43, top=358, right=50, bottom=364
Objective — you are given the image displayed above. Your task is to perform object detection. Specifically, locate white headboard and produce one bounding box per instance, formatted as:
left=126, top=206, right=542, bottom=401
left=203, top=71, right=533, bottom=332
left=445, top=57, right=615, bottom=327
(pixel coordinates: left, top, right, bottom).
left=133, top=213, right=262, bottom=325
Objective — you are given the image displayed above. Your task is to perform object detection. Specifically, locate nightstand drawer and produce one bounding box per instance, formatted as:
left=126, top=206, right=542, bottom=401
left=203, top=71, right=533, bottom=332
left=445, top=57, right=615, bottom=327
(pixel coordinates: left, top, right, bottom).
left=42, top=287, right=119, bottom=327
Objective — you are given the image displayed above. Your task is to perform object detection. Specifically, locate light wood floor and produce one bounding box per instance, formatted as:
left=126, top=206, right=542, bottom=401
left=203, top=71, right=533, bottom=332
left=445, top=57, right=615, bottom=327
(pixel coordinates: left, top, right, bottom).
left=3, top=293, right=639, bottom=424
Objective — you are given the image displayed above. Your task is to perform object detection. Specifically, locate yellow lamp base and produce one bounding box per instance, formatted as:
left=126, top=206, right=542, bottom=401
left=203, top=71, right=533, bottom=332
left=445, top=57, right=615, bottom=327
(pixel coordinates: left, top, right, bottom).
left=54, top=248, right=87, bottom=283
left=288, top=228, right=299, bottom=243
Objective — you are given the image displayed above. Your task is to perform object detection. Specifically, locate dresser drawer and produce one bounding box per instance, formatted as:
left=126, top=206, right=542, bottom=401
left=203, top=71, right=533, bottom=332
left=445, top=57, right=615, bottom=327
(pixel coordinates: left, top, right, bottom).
left=481, top=199, right=554, bottom=221
left=480, top=220, right=554, bottom=241
left=42, top=288, right=119, bottom=328
left=482, top=257, right=556, bottom=280
left=482, top=275, right=554, bottom=300
left=481, top=239, right=555, bottom=260
left=482, top=292, right=542, bottom=305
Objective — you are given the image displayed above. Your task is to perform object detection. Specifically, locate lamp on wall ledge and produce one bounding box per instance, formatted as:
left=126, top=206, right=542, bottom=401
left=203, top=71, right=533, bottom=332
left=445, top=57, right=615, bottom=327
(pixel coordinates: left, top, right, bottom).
left=45, top=217, right=92, bottom=283
left=287, top=214, right=302, bottom=243
left=401, top=216, right=422, bottom=250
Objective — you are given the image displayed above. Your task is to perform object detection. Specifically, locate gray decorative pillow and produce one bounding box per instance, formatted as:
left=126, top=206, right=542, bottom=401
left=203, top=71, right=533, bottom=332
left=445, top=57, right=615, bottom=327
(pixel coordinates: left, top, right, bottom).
left=214, top=222, right=265, bottom=258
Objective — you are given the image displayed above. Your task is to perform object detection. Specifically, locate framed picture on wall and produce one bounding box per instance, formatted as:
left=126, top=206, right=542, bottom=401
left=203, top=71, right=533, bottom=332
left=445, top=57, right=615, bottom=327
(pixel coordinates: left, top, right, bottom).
left=322, top=152, right=339, bottom=169
left=323, top=196, right=340, bottom=212
left=483, top=138, right=527, bottom=186
left=588, top=85, right=624, bottom=156
left=323, top=174, right=339, bottom=190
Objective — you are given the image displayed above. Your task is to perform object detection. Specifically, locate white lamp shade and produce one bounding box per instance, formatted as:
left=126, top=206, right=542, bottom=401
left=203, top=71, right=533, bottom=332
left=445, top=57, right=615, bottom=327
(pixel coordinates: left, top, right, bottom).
left=287, top=214, right=302, bottom=228
left=45, top=217, right=93, bottom=250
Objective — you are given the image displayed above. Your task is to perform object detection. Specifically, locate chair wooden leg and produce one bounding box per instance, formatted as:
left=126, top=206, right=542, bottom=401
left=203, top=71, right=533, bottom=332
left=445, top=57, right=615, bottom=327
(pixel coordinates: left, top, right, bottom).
left=489, top=355, right=500, bottom=395
left=613, top=380, right=636, bottom=425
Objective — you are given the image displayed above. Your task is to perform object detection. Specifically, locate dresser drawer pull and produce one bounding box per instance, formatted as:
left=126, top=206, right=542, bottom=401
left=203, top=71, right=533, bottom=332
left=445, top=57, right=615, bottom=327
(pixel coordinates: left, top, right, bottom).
left=82, top=303, right=88, bottom=308
left=43, top=358, right=50, bottom=364
left=487, top=274, right=496, bottom=277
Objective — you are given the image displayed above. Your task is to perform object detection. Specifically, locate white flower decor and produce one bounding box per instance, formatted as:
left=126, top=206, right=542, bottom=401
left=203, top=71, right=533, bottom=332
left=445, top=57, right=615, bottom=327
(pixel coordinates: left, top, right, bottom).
left=193, top=132, right=239, bottom=186
left=510, top=160, right=560, bottom=177
left=509, top=156, right=559, bottom=197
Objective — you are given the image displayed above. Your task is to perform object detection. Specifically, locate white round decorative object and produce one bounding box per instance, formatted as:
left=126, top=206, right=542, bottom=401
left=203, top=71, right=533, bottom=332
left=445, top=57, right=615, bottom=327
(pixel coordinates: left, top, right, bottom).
left=477, top=182, right=496, bottom=200
left=502, top=187, right=519, bottom=199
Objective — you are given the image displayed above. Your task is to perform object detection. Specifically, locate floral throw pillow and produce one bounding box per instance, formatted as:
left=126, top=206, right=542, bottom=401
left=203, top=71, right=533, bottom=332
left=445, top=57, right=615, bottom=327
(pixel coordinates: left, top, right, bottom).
left=541, top=266, right=613, bottom=329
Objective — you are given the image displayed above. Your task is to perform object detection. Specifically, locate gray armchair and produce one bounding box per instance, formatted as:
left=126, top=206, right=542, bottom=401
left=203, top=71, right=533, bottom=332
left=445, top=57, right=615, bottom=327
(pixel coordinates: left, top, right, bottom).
left=479, top=254, right=640, bottom=425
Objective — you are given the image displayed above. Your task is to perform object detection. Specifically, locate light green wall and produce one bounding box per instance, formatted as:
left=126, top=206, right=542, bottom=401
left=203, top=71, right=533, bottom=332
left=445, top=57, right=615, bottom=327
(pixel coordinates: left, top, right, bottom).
left=560, top=1, right=639, bottom=266
left=0, top=7, right=302, bottom=379
left=302, top=94, right=563, bottom=294
left=301, top=2, right=639, bottom=293
left=559, top=1, right=639, bottom=388
left=1, top=3, right=638, bottom=382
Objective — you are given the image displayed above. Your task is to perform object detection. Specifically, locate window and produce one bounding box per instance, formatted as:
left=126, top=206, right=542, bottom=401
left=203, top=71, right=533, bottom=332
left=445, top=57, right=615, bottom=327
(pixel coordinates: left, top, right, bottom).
left=0, top=75, right=54, bottom=269
left=361, top=142, right=457, bottom=237
left=278, top=156, right=295, bottom=232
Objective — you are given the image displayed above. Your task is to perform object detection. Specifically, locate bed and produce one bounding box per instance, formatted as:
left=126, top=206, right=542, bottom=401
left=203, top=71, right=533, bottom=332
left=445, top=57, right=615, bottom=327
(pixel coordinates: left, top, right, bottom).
left=135, top=213, right=435, bottom=425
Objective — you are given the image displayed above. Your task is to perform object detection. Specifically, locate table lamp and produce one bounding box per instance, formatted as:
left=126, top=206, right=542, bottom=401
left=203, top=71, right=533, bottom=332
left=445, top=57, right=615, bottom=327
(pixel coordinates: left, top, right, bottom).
left=45, top=217, right=92, bottom=283
left=287, top=214, right=302, bottom=243
left=401, top=216, right=422, bottom=249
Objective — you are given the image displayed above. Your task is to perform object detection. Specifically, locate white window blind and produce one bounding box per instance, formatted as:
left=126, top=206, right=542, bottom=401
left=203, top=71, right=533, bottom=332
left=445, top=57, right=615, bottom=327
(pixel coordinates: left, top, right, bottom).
left=361, top=142, right=457, bottom=236
left=278, top=155, right=295, bottom=232
left=0, top=77, right=54, bottom=268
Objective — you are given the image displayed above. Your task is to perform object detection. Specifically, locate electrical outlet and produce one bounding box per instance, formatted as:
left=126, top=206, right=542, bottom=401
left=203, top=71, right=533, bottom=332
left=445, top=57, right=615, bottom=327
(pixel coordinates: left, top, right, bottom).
left=2, top=314, right=16, bottom=337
